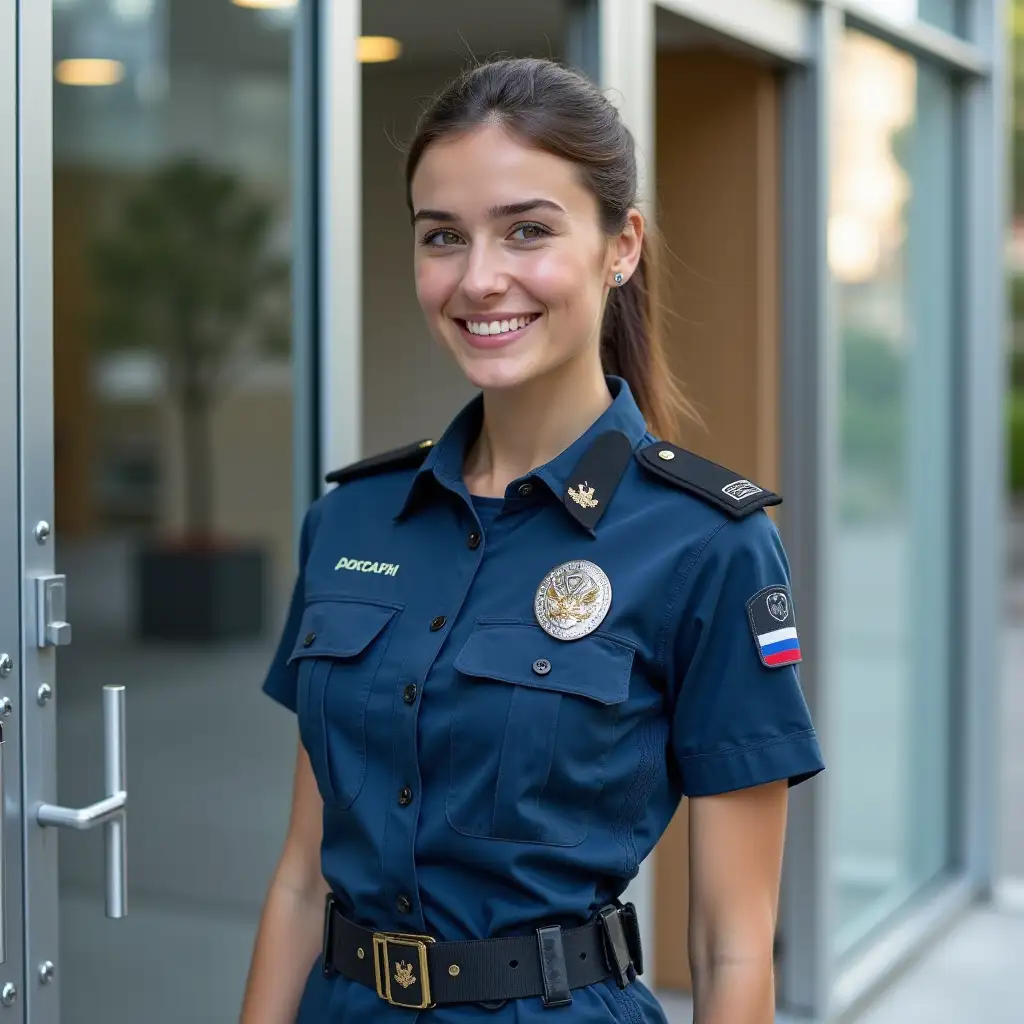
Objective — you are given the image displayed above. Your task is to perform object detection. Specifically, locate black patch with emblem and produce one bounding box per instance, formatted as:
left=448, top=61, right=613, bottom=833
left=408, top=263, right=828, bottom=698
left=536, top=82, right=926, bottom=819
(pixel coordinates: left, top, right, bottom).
left=635, top=442, right=781, bottom=518
left=746, top=585, right=802, bottom=668
left=563, top=430, right=634, bottom=532
left=325, top=439, right=434, bottom=486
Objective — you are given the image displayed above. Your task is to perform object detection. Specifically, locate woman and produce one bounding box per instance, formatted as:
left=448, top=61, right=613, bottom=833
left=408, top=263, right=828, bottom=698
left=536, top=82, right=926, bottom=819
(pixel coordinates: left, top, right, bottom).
left=240, top=57, right=823, bottom=1024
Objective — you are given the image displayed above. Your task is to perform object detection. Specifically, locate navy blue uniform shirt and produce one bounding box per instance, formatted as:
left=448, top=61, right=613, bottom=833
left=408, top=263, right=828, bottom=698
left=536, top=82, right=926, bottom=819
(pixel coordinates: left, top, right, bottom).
left=262, top=378, right=824, bottom=1023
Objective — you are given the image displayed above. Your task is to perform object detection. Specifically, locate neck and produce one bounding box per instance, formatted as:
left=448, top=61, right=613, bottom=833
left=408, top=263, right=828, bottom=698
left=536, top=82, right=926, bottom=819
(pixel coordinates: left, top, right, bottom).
left=463, top=357, right=612, bottom=498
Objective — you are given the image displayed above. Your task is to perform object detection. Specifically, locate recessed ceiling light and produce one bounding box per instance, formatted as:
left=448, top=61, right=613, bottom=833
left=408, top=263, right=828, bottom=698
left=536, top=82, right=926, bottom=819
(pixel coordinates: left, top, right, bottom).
left=232, top=0, right=298, bottom=8
left=358, top=36, right=402, bottom=63
left=54, top=59, right=126, bottom=87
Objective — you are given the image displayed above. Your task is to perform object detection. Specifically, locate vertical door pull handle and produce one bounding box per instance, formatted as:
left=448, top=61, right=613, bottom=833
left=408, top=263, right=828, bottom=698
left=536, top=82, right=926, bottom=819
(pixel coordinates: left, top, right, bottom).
left=37, top=685, right=127, bottom=918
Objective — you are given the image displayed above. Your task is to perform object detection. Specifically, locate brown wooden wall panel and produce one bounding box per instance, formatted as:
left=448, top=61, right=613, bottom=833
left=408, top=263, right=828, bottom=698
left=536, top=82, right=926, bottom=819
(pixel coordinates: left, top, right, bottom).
left=652, top=48, right=781, bottom=993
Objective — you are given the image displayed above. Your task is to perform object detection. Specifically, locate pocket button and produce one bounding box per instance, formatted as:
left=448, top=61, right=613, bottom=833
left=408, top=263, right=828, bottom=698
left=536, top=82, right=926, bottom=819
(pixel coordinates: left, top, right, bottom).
left=396, top=894, right=412, bottom=914
left=302, top=632, right=316, bottom=647
left=532, top=658, right=551, bottom=676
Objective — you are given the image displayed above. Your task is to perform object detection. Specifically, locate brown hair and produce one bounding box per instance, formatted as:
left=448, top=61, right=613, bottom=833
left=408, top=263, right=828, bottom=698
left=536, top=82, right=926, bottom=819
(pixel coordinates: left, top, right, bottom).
left=404, top=57, right=690, bottom=440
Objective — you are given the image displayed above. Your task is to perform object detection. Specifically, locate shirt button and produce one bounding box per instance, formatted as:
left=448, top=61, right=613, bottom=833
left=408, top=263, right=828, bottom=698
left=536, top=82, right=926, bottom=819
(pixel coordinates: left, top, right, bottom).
left=532, top=658, right=551, bottom=676
left=398, top=787, right=413, bottom=807
left=396, top=894, right=412, bottom=914
left=467, top=530, right=481, bottom=550
left=403, top=683, right=418, bottom=704
left=430, top=615, right=447, bottom=632
left=302, top=632, right=316, bottom=647
left=517, top=482, right=533, bottom=498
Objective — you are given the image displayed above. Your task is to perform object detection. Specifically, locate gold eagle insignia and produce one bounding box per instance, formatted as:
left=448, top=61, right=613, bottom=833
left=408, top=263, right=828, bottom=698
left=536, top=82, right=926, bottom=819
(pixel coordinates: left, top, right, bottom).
left=394, top=961, right=416, bottom=989
left=568, top=481, right=599, bottom=509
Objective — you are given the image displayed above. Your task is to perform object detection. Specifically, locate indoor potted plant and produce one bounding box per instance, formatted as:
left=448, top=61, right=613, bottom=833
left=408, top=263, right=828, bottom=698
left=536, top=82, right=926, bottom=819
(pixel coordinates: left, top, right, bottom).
left=92, top=157, right=289, bottom=641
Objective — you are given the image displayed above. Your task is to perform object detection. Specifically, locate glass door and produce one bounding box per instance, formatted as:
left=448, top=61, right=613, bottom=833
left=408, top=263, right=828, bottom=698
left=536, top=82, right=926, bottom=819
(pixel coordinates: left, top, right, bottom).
left=15, top=2, right=305, bottom=1021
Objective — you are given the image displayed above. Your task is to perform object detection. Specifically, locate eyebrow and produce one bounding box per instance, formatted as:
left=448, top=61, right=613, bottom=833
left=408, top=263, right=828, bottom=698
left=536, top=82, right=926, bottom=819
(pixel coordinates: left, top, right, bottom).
left=412, top=199, right=567, bottom=224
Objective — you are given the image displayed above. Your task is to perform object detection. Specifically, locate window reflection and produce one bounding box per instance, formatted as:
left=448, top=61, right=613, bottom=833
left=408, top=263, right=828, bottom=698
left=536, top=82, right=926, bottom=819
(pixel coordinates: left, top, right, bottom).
left=829, top=30, right=956, bottom=958
left=847, top=0, right=962, bottom=35
left=53, top=2, right=296, bottom=1021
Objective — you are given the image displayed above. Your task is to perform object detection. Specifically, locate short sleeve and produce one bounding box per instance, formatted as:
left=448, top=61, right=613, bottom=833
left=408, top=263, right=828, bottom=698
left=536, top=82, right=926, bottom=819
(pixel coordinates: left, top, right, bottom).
left=261, top=504, right=319, bottom=712
left=668, top=512, right=824, bottom=797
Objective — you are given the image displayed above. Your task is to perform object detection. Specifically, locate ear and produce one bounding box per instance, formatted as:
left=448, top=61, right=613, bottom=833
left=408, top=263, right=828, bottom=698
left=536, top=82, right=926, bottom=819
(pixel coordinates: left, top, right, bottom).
left=608, top=209, right=645, bottom=287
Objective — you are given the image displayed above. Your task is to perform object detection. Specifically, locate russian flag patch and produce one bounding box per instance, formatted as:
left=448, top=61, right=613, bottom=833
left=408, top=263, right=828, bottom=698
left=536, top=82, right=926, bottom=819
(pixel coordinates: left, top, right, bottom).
left=746, top=586, right=802, bottom=669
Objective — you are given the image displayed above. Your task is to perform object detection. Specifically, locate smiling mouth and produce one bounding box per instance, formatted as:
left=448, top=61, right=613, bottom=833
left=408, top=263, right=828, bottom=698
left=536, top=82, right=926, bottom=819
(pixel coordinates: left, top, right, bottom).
left=455, top=313, right=542, bottom=338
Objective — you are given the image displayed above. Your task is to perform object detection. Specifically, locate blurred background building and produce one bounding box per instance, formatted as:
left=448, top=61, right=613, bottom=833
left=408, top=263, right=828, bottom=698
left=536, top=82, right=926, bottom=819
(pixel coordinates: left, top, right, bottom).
left=0, top=1, right=1013, bottom=1022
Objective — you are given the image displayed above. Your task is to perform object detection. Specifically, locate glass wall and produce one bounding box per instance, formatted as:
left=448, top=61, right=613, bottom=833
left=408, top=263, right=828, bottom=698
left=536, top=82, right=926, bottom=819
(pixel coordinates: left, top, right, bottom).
left=52, top=1, right=296, bottom=1021
left=828, top=28, right=956, bottom=959
left=847, top=0, right=965, bottom=37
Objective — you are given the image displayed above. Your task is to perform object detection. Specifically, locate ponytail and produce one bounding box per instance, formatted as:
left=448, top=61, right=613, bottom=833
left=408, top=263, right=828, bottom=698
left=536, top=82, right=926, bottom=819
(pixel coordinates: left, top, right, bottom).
left=600, top=231, right=694, bottom=441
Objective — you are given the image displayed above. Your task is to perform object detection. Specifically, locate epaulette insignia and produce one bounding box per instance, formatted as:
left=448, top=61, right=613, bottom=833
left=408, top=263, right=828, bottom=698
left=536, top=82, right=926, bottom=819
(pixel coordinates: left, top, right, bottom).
left=635, top=442, right=781, bottom=519
left=325, top=439, right=434, bottom=486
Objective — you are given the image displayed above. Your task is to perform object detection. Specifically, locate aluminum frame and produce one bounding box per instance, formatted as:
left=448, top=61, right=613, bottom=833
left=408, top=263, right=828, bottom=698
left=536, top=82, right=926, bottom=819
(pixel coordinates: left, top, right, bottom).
left=777, top=2, right=842, bottom=1015
left=15, top=2, right=59, bottom=1022
left=318, top=0, right=362, bottom=482
left=0, top=0, right=26, bottom=1019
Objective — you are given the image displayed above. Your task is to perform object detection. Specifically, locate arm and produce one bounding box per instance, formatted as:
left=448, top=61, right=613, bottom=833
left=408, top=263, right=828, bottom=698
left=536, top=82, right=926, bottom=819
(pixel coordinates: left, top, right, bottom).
left=240, top=739, right=329, bottom=1024
left=688, top=781, right=788, bottom=1024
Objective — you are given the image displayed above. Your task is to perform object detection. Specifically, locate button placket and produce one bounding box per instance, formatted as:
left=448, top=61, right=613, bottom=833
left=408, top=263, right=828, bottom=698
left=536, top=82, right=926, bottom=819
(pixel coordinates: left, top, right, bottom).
left=382, top=513, right=488, bottom=936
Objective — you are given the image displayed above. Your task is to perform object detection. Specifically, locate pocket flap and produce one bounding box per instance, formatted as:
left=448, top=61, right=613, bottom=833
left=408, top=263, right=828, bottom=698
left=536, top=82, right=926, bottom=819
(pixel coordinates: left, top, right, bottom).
left=454, top=622, right=633, bottom=706
left=287, top=600, right=398, bottom=662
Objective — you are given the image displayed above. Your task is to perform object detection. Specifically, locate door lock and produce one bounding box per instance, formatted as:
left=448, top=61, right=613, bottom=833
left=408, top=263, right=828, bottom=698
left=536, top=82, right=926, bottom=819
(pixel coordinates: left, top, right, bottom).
left=34, top=575, right=71, bottom=648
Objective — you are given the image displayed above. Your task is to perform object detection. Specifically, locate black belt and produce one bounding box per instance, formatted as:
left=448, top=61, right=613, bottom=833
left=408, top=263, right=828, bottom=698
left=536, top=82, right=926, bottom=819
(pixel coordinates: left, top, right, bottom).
left=322, top=894, right=643, bottom=1010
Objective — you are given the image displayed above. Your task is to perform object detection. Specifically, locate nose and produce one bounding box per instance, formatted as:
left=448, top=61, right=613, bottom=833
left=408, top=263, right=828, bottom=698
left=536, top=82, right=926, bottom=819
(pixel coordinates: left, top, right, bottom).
left=459, top=240, right=508, bottom=303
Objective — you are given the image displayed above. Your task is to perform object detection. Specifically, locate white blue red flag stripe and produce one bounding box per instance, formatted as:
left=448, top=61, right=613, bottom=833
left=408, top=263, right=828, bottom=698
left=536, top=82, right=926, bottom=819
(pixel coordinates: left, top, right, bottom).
left=755, top=626, right=801, bottom=667
left=746, top=586, right=802, bottom=669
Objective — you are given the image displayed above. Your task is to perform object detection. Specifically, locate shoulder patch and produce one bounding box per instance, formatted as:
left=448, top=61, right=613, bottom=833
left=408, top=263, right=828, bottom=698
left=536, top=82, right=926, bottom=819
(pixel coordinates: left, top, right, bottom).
left=325, top=439, right=434, bottom=486
left=635, top=442, right=781, bottom=518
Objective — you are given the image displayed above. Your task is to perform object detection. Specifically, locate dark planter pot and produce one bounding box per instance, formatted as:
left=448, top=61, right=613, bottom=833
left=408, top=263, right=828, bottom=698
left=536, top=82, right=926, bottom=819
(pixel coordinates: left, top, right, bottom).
left=137, top=542, right=266, bottom=641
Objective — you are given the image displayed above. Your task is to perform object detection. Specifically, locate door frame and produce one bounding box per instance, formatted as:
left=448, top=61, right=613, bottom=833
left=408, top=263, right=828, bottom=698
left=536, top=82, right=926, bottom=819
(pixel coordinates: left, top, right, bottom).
left=15, top=2, right=60, bottom=1021
left=2, top=0, right=26, bottom=1018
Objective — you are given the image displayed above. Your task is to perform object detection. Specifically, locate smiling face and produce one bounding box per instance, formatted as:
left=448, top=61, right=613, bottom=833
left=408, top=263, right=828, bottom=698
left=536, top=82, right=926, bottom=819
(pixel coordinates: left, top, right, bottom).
left=410, top=123, right=631, bottom=393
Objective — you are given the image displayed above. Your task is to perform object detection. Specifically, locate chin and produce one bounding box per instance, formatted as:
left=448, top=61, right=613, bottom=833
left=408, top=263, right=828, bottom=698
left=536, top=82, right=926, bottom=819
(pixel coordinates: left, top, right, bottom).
left=457, top=357, right=539, bottom=393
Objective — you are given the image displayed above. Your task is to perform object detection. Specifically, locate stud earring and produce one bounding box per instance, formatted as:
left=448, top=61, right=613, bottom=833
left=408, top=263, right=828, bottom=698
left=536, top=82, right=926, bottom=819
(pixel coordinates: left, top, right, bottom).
left=614, top=272, right=624, bottom=286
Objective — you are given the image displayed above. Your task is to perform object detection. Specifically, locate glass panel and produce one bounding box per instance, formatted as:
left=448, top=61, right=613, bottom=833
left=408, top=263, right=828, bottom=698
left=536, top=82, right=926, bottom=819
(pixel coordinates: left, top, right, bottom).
left=846, top=0, right=964, bottom=37
left=52, top=1, right=296, bottom=1020
left=828, top=29, right=956, bottom=957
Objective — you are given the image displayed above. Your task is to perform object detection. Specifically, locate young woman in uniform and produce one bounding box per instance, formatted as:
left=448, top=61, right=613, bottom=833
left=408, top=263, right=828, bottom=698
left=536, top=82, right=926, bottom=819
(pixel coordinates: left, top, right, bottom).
left=241, top=57, right=824, bottom=1024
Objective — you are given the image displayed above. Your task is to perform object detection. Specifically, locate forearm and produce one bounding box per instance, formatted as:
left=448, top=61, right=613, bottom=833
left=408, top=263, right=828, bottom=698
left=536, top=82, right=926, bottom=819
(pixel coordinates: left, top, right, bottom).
left=690, top=954, right=776, bottom=1024
left=240, top=876, right=327, bottom=1024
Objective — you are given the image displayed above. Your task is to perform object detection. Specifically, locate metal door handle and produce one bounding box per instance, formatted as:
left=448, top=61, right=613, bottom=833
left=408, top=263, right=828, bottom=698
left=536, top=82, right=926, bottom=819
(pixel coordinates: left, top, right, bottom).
left=37, top=685, right=126, bottom=918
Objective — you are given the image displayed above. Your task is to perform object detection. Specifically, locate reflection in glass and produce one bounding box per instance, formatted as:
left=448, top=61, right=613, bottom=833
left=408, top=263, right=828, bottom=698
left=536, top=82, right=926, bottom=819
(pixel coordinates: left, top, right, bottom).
left=847, top=0, right=962, bottom=36
left=52, top=1, right=295, bottom=1021
left=829, top=30, right=955, bottom=958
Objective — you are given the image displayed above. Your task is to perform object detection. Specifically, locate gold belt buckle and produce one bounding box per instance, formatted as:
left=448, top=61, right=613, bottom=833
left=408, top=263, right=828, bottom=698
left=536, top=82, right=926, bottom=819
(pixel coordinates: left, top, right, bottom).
left=372, top=930, right=436, bottom=1009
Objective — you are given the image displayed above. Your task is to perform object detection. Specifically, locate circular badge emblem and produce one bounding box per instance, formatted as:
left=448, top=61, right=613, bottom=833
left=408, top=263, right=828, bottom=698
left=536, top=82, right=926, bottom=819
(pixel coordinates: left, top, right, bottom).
left=534, top=560, right=612, bottom=641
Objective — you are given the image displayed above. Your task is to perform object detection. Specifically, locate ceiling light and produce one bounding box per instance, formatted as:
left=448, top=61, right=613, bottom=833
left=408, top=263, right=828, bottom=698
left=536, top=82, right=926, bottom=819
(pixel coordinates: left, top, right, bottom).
left=358, top=36, right=402, bottom=63
left=54, top=59, right=126, bottom=87
left=231, top=0, right=298, bottom=8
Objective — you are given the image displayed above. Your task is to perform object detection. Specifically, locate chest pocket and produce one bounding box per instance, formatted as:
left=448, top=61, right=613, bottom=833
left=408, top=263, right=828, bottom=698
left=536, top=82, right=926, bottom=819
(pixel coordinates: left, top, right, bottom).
left=287, top=599, right=399, bottom=808
left=447, top=620, right=633, bottom=847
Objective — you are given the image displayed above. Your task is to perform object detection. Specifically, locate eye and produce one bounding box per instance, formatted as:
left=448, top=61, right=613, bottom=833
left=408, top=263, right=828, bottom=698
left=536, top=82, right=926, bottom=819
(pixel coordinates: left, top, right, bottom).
left=510, top=222, right=550, bottom=243
left=421, top=228, right=463, bottom=248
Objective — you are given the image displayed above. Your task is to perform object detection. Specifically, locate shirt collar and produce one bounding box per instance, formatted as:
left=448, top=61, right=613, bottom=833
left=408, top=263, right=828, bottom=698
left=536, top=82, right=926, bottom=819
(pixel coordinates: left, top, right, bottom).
left=396, top=376, right=649, bottom=532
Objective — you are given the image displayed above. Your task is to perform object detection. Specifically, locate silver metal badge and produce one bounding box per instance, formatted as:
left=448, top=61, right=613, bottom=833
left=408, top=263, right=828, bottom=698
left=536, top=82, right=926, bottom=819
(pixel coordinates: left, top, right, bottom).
left=534, top=560, right=612, bottom=640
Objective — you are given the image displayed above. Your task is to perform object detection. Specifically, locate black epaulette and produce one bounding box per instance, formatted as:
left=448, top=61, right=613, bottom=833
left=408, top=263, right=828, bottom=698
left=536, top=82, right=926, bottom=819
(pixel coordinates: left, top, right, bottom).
left=324, top=439, right=434, bottom=486
left=635, top=441, right=781, bottom=519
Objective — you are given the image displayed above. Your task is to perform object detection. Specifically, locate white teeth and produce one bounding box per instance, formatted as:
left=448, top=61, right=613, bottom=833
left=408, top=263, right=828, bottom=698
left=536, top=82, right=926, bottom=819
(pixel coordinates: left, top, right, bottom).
left=464, top=315, right=537, bottom=336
